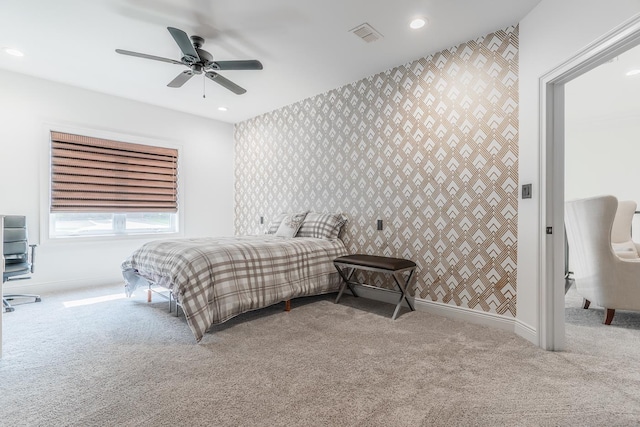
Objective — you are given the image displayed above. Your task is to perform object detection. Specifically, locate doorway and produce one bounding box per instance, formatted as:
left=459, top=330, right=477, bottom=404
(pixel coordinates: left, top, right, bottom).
left=542, top=16, right=640, bottom=350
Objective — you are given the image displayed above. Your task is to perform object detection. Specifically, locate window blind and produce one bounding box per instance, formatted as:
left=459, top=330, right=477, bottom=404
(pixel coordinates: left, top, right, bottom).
left=50, top=131, right=178, bottom=213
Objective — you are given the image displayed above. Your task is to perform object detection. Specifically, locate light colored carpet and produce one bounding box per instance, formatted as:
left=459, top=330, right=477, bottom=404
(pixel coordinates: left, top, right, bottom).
left=1, top=284, right=640, bottom=426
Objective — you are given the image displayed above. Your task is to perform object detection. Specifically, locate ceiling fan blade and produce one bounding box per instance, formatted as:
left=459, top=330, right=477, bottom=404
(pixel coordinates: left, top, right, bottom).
left=211, top=60, right=264, bottom=71
left=205, top=71, right=247, bottom=95
left=167, top=70, right=194, bottom=88
left=115, top=49, right=183, bottom=65
left=167, top=27, right=200, bottom=62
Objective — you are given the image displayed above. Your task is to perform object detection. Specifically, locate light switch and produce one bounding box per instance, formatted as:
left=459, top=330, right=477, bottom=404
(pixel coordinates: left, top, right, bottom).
left=522, top=184, right=532, bottom=199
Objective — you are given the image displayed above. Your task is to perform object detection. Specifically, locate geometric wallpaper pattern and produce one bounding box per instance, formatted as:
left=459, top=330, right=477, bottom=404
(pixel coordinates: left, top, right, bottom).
left=235, top=25, right=519, bottom=317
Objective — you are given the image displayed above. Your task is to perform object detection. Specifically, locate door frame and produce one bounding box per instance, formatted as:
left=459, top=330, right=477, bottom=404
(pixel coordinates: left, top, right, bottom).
left=540, top=15, right=640, bottom=350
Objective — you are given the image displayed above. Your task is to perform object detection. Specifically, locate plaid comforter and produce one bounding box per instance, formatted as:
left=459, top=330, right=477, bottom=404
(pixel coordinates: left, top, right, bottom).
left=121, top=235, right=347, bottom=342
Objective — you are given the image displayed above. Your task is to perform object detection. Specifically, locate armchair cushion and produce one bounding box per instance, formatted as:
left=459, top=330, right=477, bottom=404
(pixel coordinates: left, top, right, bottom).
left=611, top=200, right=639, bottom=260
left=612, top=241, right=639, bottom=259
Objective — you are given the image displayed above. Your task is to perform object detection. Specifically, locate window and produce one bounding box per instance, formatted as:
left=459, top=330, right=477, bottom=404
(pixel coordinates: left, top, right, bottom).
left=49, top=131, right=179, bottom=238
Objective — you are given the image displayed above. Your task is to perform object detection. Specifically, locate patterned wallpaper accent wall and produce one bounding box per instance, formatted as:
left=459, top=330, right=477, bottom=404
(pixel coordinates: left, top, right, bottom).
left=235, top=26, right=519, bottom=317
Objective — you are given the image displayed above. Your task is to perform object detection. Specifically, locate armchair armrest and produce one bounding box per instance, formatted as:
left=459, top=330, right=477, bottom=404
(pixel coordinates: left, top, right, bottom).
left=29, top=244, right=37, bottom=274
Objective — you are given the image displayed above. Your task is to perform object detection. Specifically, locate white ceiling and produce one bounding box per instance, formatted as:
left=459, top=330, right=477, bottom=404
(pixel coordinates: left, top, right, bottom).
left=1, top=0, right=541, bottom=124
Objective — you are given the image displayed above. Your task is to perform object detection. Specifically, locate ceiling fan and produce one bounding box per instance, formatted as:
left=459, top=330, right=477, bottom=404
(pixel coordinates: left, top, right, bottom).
left=115, top=27, right=263, bottom=95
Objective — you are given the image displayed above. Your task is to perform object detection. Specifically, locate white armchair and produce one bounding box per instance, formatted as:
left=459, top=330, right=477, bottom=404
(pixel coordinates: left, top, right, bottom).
left=565, top=195, right=640, bottom=324
left=611, top=200, right=640, bottom=259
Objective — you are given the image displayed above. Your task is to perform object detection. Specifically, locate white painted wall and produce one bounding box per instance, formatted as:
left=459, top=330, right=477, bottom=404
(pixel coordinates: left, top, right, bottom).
left=565, top=113, right=640, bottom=240
left=565, top=115, right=640, bottom=201
left=518, top=0, right=640, bottom=344
left=0, top=69, right=235, bottom=296
left=565, top=44, right=640, bottom=206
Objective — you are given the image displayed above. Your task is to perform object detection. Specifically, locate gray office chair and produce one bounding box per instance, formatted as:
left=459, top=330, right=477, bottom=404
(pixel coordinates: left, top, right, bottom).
left=3, top=215, right=41, bottom=312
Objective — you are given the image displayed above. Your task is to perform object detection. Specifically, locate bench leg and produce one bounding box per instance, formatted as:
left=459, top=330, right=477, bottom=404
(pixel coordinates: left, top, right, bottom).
left=334, top=266, right=358, bottom=303
left=391, top=269, right=415, bottom=320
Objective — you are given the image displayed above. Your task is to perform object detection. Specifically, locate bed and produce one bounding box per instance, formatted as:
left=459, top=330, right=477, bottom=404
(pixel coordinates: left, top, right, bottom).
left=121, top=223, right=348, bottom=342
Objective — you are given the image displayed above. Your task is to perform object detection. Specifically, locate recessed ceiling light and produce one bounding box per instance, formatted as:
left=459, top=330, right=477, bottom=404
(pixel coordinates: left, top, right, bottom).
left=3, top=47, right=24, bottom=57
left=625, top=69, right=640, bottom=76
left=409, top=18, right=426, bottom=30
left=218, top=106, right=228, bottom=112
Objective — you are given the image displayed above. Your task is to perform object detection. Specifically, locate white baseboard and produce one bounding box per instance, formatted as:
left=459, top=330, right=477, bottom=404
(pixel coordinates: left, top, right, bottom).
left=350, top=284, right=516, bottom=332
left=514, top=319, right=538, bottom=346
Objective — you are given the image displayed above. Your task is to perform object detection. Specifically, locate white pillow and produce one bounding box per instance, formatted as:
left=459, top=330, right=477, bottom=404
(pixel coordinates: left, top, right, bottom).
left=612, top=241, right=640, bottom=259
left=274, top=213, right=306, bottom=238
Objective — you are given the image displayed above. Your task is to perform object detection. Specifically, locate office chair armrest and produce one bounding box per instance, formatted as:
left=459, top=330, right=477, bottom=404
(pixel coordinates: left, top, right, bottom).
left=29, top=244, right=37, bottom=273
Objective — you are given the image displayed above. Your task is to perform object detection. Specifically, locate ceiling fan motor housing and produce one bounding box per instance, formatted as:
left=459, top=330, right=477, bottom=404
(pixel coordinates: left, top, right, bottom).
left=191, top=63, right=203, bottom=75
left=196, top=48, right=213, bottom=64
left=190, top=35, right=205, bottom=49
left=181, top=37, right=213, bottom=70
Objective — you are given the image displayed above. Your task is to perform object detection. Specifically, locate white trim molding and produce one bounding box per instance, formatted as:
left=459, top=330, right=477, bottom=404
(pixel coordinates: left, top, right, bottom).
left=514, top=319, right=537, bottom=345
left=1, top=216, right=4, bottom=357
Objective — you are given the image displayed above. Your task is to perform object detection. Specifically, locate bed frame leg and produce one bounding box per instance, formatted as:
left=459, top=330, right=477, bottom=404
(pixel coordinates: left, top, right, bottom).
left=604, top=308, right=615, bottom=325
left=147, top=288, right=152, bottom=303
left=285, top=300, right=291, bottom=312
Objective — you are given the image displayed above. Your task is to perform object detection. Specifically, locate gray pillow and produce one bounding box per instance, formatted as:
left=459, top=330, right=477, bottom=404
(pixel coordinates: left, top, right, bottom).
left=296, top=212, right=347, bottom=240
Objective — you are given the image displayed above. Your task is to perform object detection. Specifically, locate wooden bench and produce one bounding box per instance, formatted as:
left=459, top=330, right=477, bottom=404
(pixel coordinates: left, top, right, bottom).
left=333, top=254, right=417, bottom=320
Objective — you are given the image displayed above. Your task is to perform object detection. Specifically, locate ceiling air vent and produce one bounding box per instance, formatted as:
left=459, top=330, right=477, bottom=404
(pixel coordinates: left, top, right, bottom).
left=350, top=23, right=383, bottom=43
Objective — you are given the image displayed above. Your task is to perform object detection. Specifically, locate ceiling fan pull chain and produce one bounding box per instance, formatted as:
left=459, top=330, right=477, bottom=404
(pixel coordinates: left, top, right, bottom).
left=203, top=74, right=206, bottom=98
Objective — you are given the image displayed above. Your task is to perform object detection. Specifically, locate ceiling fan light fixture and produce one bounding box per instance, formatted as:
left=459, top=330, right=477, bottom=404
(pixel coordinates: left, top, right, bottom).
left=409, top=18, right=427, bottom=30
left=218, top=106, right=228, bottom=112
left=625, top=69, right=640, bottom=77
left=3, top=47, right=24, bottom=57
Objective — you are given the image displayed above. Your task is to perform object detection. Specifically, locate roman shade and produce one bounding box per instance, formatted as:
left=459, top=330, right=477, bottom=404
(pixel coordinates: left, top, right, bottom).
left=50, top=131, right=178, bottom=213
